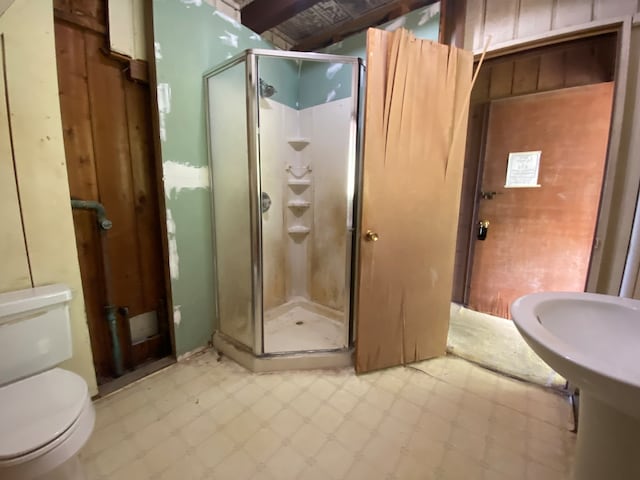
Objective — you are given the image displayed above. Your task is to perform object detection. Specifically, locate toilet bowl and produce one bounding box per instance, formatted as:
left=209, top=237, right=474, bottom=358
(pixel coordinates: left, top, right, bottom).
left=0, top=285, right=95, bottom=480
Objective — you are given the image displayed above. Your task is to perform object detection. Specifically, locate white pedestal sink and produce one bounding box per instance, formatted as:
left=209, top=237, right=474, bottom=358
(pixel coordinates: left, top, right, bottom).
left=511, top=292, right=640, bottom=480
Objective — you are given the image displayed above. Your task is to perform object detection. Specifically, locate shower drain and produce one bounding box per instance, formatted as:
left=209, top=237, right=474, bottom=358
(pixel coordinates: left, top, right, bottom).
left=295, top=321, right=304, bottom=325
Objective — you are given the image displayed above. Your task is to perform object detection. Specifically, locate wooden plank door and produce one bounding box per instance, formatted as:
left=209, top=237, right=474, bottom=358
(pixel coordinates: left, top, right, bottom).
left=468, top=83, right=614, bottom=318
left=355, top=28, right=472, bottom=373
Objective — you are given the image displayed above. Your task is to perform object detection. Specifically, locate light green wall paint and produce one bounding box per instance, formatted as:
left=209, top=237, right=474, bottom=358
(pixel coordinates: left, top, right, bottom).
left=258, top=57, right=299, bottom=109
left=153, top=0, right=274, bottom=355
left=298, top=61, right=354, bottom=110
left=296, top=4, right=441, bottom=110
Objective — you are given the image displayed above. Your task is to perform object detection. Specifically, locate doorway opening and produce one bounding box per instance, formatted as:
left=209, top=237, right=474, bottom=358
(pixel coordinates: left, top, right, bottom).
left=450, top=32, right=618, bottom=385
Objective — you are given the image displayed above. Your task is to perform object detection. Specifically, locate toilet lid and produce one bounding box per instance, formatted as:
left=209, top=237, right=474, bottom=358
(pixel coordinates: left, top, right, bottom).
left=0, top=368, right=88, bottom=460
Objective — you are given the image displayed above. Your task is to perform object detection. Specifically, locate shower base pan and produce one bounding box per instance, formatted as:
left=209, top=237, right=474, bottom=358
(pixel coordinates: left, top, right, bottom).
left=264, top=298, right=345, bottom=353
left=213, top=332, right=353, bottom=373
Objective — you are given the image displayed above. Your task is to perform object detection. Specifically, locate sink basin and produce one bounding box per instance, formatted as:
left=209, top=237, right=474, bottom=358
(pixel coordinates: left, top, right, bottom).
left=512, top=292, right=640, bottom=480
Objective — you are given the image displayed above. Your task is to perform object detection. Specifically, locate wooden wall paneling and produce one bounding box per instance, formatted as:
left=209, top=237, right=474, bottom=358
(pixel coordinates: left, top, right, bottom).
left=54, top=0, right=107, bottom=34
left=483, top=0, right=518, bottom=45
left=56, top=25, right=99, bottom=200
left=475, top=35, right=617, bottom=102
left=55, top=22, right=114, bottom=380
left=130, top=334, right=164, bottom=365
left=564, top=43, right=600, bottom=85
left=123, top=79, right=170, bottom=358
left=551, top=0, right=594, bottom=29
left=488, top=60, right=513, bottom=98
left=595, top=34, right=617, bottom=80
left=53, top=0, right=72, bottom=12
left=465, top=0, right=637, bottom=51
left=123, top=81, right=163, bottom=312
left=85, top=31, right=142, bottom=369
left=518, top=0, right=554, bottom=38
left=463, top=0, right=485, bottom=50
left=0, top=38, right=31, bottom=292
left=69, top=0, right=107, bottom=26
left=471, top=64, right=491, bottom=102
left=55, top=4, right=172, bottom=382
left=512, top=56, right=540, bottom=94
left=593, top=0, right=638, bottom=19
left=537, top=49, right=566, bottom=90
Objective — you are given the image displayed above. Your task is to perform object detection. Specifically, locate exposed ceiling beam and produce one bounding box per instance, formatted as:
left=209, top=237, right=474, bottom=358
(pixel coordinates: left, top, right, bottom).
left=241, top=0, right=324, bottom=34
left=293, top=0, right=439, bottom=52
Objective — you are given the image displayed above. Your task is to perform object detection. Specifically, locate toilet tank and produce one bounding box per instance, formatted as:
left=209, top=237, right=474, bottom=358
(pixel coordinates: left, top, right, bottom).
left=0, top=284, right=73, bottom=386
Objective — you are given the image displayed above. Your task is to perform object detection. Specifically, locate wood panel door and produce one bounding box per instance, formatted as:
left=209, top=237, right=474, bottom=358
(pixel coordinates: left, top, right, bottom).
left=468, top=83, right=614, bottom=318
left=54, top=4, right=172, bottom=384
left=355, top=28, right=472, bottom=373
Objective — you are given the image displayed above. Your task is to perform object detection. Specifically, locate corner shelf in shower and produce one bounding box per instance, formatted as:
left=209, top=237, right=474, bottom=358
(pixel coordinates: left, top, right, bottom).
left=287, top=226, right=310, bottom=235
left=287, top=138, right=311, bottom=151
left=287, top=200, right=311, bottom=209
left=287, top=178, right=311, bottom=188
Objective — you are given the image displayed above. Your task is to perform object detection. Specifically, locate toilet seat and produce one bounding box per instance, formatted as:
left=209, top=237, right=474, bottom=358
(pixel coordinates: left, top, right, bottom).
left=0, top=368, right=88, bottom=461
left=0, top=369, right=95, bottom=479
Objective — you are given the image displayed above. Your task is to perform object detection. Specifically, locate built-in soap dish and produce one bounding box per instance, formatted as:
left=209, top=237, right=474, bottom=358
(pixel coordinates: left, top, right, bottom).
left=287, top=138, right=311, bottom=151
left=287, top=226, right=310, bottom=235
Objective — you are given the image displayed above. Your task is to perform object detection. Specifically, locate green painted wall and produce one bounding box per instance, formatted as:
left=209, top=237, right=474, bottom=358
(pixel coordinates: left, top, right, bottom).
left=258, top=57, right=300, bottom=109
left=298, top=60, right=355, bottom=110
left=297, top=4, right=441, bottom=109
left=153, top=0, right=275, bottom=355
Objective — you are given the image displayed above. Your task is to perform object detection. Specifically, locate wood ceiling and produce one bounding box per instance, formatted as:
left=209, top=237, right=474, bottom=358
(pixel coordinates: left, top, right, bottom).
left=239, top=0, right=441, bottom=51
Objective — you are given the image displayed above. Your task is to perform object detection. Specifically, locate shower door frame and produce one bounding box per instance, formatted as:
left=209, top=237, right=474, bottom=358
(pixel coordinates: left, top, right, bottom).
left=205, top=49, right=362, bottom=357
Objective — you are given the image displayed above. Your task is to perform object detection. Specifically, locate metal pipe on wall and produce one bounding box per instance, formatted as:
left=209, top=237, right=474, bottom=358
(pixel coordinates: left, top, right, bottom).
left=70, top=199, right=124, bottom=377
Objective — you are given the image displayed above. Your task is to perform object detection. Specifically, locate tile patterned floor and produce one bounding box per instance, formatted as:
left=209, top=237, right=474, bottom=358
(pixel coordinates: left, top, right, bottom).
left=81, top=352, right=576, bottom=480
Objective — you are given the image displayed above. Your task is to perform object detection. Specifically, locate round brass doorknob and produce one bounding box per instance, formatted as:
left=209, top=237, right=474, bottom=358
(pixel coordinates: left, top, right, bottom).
left=366, top=230, right=379, bottom=242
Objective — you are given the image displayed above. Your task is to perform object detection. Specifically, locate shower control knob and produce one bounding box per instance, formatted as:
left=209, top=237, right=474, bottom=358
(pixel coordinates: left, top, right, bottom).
left=261, top=192, right=272, bottom=213
left=365, top=230, right=379, bottom=242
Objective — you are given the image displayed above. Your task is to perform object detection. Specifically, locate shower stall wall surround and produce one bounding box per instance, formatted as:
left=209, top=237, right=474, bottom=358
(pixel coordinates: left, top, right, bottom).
left=205, top=49, right=360, bottom=371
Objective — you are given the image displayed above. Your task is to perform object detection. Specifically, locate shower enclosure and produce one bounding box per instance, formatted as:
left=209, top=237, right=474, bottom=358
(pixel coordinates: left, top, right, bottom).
left=205, top=49, right=360, bottom=369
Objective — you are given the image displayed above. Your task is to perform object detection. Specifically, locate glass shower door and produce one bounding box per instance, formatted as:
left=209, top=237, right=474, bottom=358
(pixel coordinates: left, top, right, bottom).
left=256, top=53, right=359, bottom=354
left=206, top=59, right=255, bottom=350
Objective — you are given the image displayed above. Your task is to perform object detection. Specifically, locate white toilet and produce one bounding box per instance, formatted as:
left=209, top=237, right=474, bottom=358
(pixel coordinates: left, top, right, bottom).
left=0, top=284, right=95, bottom=480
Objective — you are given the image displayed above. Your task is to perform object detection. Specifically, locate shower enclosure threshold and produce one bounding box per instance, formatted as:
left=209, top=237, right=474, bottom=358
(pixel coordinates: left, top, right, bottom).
left=213, top=331, right=353, bottom=373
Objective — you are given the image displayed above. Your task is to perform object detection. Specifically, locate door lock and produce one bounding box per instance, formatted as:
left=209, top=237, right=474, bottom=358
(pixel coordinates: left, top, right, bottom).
left=477, top=221, right=490, bottom=241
